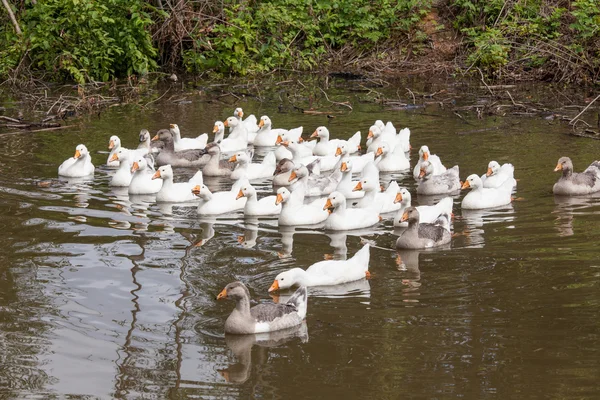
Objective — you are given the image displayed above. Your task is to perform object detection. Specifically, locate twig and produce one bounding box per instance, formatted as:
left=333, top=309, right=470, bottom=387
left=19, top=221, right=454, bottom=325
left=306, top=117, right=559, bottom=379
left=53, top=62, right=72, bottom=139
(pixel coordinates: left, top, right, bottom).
left=506, top=91, right=525, bottom=108
left=0, top=115, right=21, bottom=123
left=477, top=67, right=494, bottom=96
left=0, top=124, right=74, bottom=137
left=1, top=0, right=21, bottom=35
left=142, top=87, right=171, bottom=108
left=406, top=88, right=416, bottom=104
left=570, top=94, right=600, bottom=125
left=318, top=87, right=352, bottom=110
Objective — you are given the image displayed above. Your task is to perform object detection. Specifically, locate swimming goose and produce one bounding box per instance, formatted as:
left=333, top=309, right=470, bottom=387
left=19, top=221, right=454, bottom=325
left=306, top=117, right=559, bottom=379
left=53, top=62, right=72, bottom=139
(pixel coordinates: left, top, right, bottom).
left=335, top=143, right=374, bottom=174
left=310, top=127, right=359, bottom=156
left=273, top=158, right=296, bottom=187
left=461, top=174, right=513, bottom=209
left=152, top=165, right=204, bottom=202
left=212, top=121, right=225, bottom=144
left=289, top=164, right=340, bottom=197
left=230, top=151, right=277, bottom=180
left=553, top=157, right=600, bottom=195
left=108, top=148, right=133, bottom=186
left=169, top=124, right=208, bottom=151
left=129, top=156, right=162, bottom=195
left=233, top=107, right=259, bottom=143
left=274, top=131, right=314, bottom=161
left=107, top=135, right=122, bottom=167
left=281, top=139, right=319, bottom=166
left=395, top=207, right=451, bottom=249
left=192, top=179, right=247, bottom=215
left=416, top=161, right=461, bottom=195
left=481, top=161, right=517, bottom=189
left=276, top=187, right=329, bottom=226
left=217, top=281, right=307, bottom=334
left=413, top=145, right=447, bottom=180
left=336, top=159, right=364, bottom=200
left=254, top=116, right=303, bottom=147
left=323, top=192, right=380, bottom=231
left=368, top=121, right=410, bottom=153
left=58, top=144, right=95, bottom=177
left=268, top=244, right=370, bottom=291
left=354, top=178, right=400, bottom=213
left=137, top=129, right=162, bottom=155
left=220, top=117, right=249, bottom=153
left=374, top=142, right=410, bottom=172
left=394, top=188, right=453, bottom=228
left=201, top=143, right=235, bottom=177
left=236, top=184, right=281, bottom=216
left=152, top=129, right=210, bottom=168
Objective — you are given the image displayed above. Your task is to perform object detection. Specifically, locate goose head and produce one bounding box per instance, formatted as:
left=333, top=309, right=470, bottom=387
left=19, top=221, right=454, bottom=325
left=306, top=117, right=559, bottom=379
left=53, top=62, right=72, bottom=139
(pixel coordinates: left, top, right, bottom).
left=236, top=184, right=257, bottom=200
left=233, top=107, right=244, bottom=120
left=229, top=151, right=250, bottom=165
left=108, top=136, right=120, bottom=150
left=419, top=145, right=431, bottom=161
left=275, top=187, right=291, bottom=205
left=353, top=177, right=377, bottom=193
left=213, top=120, right=225, bottom=135
left=280, top=139, right=303, bottom=154
left=269, top=268, right=304, bottom=292
left=224, top=116, right=240, bottom=130
left=336, top=143, right=348, bottom=156
left=367, top=124, right=382, bottom=139
left=152, top=165, right=173, bottom=181
left=130, top=156, right=148, bottom=174
left=258, top=115, right=271, bottom=129
left=323, top=191, right=346, bottom=213
left=311, top=126, right=329, bottom=140
left=374, top=120, right=385, bottom=131
left=461, top=174, right=483, bottom=190
left=400, top=206, right=420, bottom=225
left=204, top=143, right=222, bottom=156
left=340, top=158, right=354, bottom=173
left=486, top=161, right=501, bottom=176
left=73, top=144, right=89, bottom=160
left=554, top=157, right=573, bottom=174
left=217, top=281, right=249, bottom=301
left=375, top=142, right=391, bottom=158
left=169, top=124, right=181, bottom=137
left=191, top=184, right=212, bottom=200
left=109, top=148, right=130, bottom=163
left=274, top=158, right=295, bottom=176
left=139, top=129, right=151, bottom=143
left=394, top=187, right=411, bottom=205
left=153, top=128, right=172, bottom=142
left=418, top=161, right=434, bottom=179
left=288, top=164, right=308, bottom=183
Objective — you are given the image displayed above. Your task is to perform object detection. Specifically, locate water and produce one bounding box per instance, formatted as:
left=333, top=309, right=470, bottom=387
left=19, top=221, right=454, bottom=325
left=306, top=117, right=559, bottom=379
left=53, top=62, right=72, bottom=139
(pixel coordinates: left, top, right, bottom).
left=1, top=81, right=599, bottom=399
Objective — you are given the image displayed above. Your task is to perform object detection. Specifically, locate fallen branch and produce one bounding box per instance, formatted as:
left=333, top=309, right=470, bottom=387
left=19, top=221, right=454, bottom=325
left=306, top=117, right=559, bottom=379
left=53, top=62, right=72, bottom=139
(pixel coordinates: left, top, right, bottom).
left=0, top=124, right=75, bottom=137
left=319, top=88, right=352, bottom=110
left=569, top=94, right=600, bottom=125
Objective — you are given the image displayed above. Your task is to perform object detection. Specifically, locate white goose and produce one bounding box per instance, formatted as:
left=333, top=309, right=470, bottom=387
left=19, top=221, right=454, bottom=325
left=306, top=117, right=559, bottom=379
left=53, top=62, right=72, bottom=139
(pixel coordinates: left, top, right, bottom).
left=276, top=187, right=329, bottom=226
left=393, top=187, right=453, bottom=228
left=289, top=164, right=341, bottom=197
left=371, top=120, right=411, bottom=153
left=274, top=131, right=314, bottom=161
left=323, top=192, right=380, bottom=231
left=374, top=142, right=410, bottom=172
left=192, top=179, right=247, bottom=215
left=229, top=151, right=277, bottom=180
left=310, top=127, right=360, bottom=156
left=461, top=174, right=513, bottom=209
left=417, top=161, right=460, bottom=195
left=58, top=144, right=95, bottom=177
left=254, top=116, right=303, bottom=147
left=212, top=121, right=225, bottom=144
left=336, top=159, right=364, bottom=200
left=481, top=161, right=516, bottom=189
left=107, top=135, right=122, bottom=167
left=108, top=148, right=133, bottom=186
left=413, top=145, right=447, bottom=180
left=169, top=124, right=208, bottom=151
left=129, top=156, right=162, bottom=195
left=152, top=165, right=203, bottom=202
left=233, top=107, right=259, bottom=143
left=335, top=143, right=374, bottom=174
left=354, top=178, right=401, bottom=213
left=236, top=184, right=281, bottom=216
left=220, top=117, right=249, bottom=153
left=268, top=244, right=370, bottom=291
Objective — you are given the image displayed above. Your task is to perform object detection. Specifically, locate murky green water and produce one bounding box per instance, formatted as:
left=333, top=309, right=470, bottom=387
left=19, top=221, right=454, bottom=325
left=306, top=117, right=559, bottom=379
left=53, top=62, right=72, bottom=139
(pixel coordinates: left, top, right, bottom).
left=1, top=81, right=599, bottom=399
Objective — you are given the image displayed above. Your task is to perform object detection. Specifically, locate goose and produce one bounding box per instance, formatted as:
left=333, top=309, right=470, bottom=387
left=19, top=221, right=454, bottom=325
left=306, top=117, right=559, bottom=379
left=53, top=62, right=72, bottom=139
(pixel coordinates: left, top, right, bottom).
left=481, top=161, right=517, bottom=189
left=394, top=187, right=453, bottom=228
left=58, top=144, right=95, bottom=177
left=276, top=187, right=329, bottom=226
left=254, top=116, right=303, bottom=147
left=233, top=107, right=259, bottom=143
left=201, top=143, right=235, bottom=177
left=461, top=174, right=513, bottom=209
left=192, top=180, right=247, bottom=215
left=310, top=127, right=360, bottom=156
left=416, top=161, right=461, bottom=195
left=553, top=157, right=600, bottom=195
left=152, top=129, right=210, bottom=168
left=268, top=244, right=370, bottom=291
left=336, top=159, right=364, bottom=200
left=108, top=148, right=133, bottom=186
left=152, top=165, right=204, bottom=202
left=323, top=192, right=380, bottom=230
left=395, top=207, right=451, bottom=249
left=137, top=129, right=162, bottom=155
left=368, top=121, right=410, bottom=153
left=107, top=135, right=122, bottom=167
left=236, top=184, right=281, bottom=216
left=129, top=156, right=162, bottom=195
left=220, top=117, right=249, bottom=153
left=354, top=178, right=401, bottom=213
left=374, top=142, right=410, bottom=172
left=212, top=121, right=225, bottom=144
left=273, top=158, right=296, bottom=187
left=217, top=281, right=307, bottom=334
left=169, top=124, right=208, bottom=151
left=282, top=139, right=340, bottom=172
left=335, top=143, right=375, bottom=174
left=230, top=151, right=276, bottom=180
left=289, top=164, right=340, bottom=197
left=413, top=145, right=447, bottom=180
left=274, top=131, right=314, bottom=161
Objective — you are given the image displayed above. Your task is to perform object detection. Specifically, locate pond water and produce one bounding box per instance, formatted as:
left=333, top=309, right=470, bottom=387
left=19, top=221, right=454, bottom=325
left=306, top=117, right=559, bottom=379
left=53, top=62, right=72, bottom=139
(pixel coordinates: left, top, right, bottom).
left=1, top=80, right=599, bottom=399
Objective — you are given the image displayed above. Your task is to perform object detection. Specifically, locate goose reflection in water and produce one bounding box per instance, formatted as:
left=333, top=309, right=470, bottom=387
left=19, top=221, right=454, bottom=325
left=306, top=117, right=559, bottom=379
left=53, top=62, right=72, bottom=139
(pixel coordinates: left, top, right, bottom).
left=553, top=192, right=600, bottom=237
left=219, top=322, right=309, bottom=384
left=460, top=204, right=515, bottom=248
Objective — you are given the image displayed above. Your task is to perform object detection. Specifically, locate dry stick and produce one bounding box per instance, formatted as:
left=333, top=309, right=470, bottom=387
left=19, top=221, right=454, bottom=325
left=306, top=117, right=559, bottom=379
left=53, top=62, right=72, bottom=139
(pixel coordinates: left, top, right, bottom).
left=0, top=125, right=75, bottom=137
left=570, top=94, right=600, bottom=125
left=477, top=67, right=494, bottom=96
left=0, top=115, right=21, bottom=123
left=406, top=88, right=416, bottom=104
left=318, top=87, right=352, bottom=110
left=506, top=91, right=525, bottom=108
left=142, top=87, right=171, bottom=108
left=1, top=0, right=21, bottom=35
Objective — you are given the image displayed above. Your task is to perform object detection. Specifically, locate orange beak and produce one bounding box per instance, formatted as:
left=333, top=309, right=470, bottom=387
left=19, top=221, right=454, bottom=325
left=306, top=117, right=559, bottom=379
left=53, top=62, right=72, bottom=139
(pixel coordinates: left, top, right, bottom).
left=394, top=193, right=403, bottom=203
left=236, top=189, right=244, bottom=200
left=109, top=153, right=119, bottom=162
left=275, top=135, right=283, bottom=145
left=191, top=185, right=201, bottom=195
left=367, top=130, right=374, bottom=139
left=375, top=147, right=383, bottom=157
left=486, top=167, right=493, bottom=177
left=238, top=111, right=244, bottom=118
left=151, top=134, right=159, bottom=142
left=323, top=198, right=333, bottom=213
left=335, top=147, right=342, bottom=156
left=423, top=152, right=429, bottom=161
left=400, top=211, right=409, bottom=222
left=380, top=185, right=385, bottom=192
left=310, top=130, right=318, bottom=138
left=288, top=170, right=297, bottom=182
left=281, top=141, right=289, bottom=147
left=213, top=125, right=219, bottom=133
left=554, top=163, right=562, bottom=172
left=418, top=169, right=426, bottom=179
left=298, top=137, right=304, bottom=143
left=216, top=288, right=227, bottom=300
left=108, top=140, right=115, bottom=150
left=130, top=161, right=139, bottom=173
left=224, top=120, right=229, bottom=127
left=461, top=180, right=471, bottom=190
left=341, top=162, right=348, bottom=172
left=229, top=155, right=237, bottom=162
left=353, top=181, right=363, bottom=192
left=169, top=123, right=175, bottom=129
left=258, top=119, right=264, bottom=128
left=151, top=170, right=161, bottom=180
left=74, top=150, right=81, bottom=159
left=268, top=280, right=280, bottom=292
left=275, top=193, right=284, bottom=205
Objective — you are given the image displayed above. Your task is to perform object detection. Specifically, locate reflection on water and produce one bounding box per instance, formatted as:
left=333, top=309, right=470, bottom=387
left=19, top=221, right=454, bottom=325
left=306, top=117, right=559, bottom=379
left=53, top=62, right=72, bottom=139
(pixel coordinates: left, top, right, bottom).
left=2, top=85, right=600, bottom=398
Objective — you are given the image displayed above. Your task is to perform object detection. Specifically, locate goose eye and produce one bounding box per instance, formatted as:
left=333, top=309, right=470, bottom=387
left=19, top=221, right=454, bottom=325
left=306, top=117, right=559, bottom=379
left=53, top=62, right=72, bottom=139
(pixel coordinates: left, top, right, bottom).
left=281, top=278, right=284, bottom=281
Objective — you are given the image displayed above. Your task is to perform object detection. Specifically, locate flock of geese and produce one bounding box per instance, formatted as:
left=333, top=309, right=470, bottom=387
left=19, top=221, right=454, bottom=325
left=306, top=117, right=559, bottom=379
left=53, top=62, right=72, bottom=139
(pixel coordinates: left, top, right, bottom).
left=57, top=107, right=600, bottom=335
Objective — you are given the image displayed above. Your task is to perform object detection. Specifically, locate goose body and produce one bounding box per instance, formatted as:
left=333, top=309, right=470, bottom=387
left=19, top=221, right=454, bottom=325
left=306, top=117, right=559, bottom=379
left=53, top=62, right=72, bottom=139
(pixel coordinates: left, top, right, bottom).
left=221, top=116, right=249, bottom=153
left=273, top=158, right=296, bottom=187
left=553, top=157, right=600, bottom=195
left=153, top=165, right=204, bottom=202
left=275, top=132, right=314, bottom=161
left=108, top=149, right=133, bottom=186
left=396, top=207, right=451, bottom=249
left=374, top=142, right=410, bottom=172
left=129, top=156, right=162, bottom=195
left=289, top=164, right=341, bottom=197
left=413, top=146, right=447, bottom=180
left=276, top=187, right=329, bottom=226
left=354, top=178, right=401, bottom=213
left=212, top=121, right=225, bottom=144
left=268, top=244, right=370, bottom=290
left=336, top=143, right=375, bottom=174
left=169, top=124, right=208, bottom=151
left=107, top=135, right=122, bottom=167
left=233, top=107, right=259, bottom=143
left=217, top=281, right=307, bottom=334
left=236, top=184, right=281, bottom=216
left=311, top=127, right=360, bottom=156
left=193, top=180, right=247, bottom=215
left=152, top=129, right=210, bottom=168
left=230, top=151, right=277, bottom=180
left=417, top=162, right=460, bottom=195
left=201, top=143, right=235, bottom=177
left=254, top=116, right=303, bottom=147
left=481, top=161, right=517, bottom=189
left=394, top=188, right=453, bottom=228
left=323, top=192, right=380, bottom=231
left=336, top=159, right=364, bottom=200
left=461, top=174, right=513, bottom=209
left=58, top=144, right=95, bottom=177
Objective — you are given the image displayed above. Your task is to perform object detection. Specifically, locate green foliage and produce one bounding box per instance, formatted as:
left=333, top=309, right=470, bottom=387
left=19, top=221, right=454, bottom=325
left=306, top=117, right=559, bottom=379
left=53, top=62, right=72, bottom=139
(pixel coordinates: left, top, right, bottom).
left=0, top=0, right=157, bottom=83
left=183, top=0, right=432, bottom=75
left=570, top=0, right=600, bottom=40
